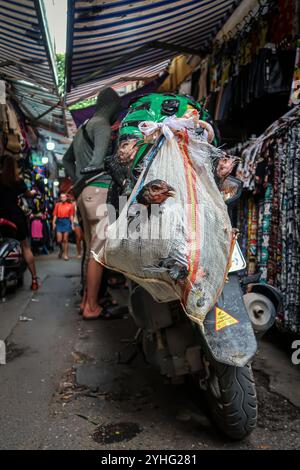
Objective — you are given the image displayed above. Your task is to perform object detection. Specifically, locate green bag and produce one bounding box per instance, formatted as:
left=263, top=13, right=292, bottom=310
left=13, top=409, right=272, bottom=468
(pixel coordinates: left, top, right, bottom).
left=119, top=93, right=218, bottom=170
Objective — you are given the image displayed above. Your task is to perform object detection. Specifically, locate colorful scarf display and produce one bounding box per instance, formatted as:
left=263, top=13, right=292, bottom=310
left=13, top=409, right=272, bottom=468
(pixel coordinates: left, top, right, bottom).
left=235, top=107, right=300, bottom=333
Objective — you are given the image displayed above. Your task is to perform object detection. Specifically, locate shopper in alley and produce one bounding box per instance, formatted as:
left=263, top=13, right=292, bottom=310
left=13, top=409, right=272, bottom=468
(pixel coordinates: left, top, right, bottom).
left=52, top=193, right=75, bottom=261
left=0, top=156, right=39, bottom=290
left=62, top=87, right=122, bottom=320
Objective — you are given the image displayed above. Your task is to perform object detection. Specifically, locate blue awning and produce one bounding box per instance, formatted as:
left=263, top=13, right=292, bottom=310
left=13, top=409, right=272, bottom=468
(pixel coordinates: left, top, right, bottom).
left=66, top=0, right=241, bottom=102
left=0, top=0, right=58, bottom=92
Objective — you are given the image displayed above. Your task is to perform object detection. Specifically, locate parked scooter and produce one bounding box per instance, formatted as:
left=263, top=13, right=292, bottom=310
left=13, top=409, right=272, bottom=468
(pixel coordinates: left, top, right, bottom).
left=0, top=218, right=26, bottom=299
left=128, top=175, right=282, bottom=440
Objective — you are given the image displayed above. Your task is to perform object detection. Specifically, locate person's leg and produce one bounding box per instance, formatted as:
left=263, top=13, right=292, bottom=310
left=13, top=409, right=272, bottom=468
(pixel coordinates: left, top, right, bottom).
left=78, top=195, right=90, bottom=311
left=83, top=259, right=104, bottom=318
left=74, top=225, right=83, bottom=257
left=81, top=186, right=108, bottom=319
left=62, top=232, right=69, bottom=260
left=21, top=239, right=38, bottom=289
left=56, top=231, right=63, bottom=257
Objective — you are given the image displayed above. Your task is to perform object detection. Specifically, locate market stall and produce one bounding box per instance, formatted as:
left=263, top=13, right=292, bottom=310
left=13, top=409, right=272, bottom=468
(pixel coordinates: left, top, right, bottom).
left=0, top=0, right=74, bottom=255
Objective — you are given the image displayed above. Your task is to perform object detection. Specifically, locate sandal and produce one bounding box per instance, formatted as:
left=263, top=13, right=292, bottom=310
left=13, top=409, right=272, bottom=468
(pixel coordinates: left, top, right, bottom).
left=31, top=277, right=39, bottom=291
left=83, top=305, right=128, bottom=321
left=79, top=296, right=118, bottom=316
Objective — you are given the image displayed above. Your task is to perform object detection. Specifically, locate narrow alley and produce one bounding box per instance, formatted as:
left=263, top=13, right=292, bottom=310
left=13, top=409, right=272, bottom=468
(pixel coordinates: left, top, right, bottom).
left=0, top=251, right=299, bottom=450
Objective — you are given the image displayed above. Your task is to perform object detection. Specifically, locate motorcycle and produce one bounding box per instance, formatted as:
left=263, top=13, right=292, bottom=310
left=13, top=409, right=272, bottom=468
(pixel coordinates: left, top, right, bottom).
left=128, top=175, right=282, bottom=440
left=0, top=218, right=26, bottom=299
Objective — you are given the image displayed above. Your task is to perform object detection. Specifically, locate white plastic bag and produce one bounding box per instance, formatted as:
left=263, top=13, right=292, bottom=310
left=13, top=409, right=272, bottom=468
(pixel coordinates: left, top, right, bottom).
left=95, top=123, right=233, bottom=326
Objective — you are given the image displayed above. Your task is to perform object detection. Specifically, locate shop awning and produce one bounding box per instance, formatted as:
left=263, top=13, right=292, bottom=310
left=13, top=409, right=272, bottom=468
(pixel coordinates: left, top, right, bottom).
left=66, top=60, right=170, bottom=105
left=9, top=80, right=75, bottom=136
left=66, top=0, right=241, bottom=102
left=0, top=0, right=58, bottom=91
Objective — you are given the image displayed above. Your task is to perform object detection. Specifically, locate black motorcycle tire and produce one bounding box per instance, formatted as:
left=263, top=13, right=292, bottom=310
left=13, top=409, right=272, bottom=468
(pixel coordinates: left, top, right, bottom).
left=201, top=359, right=257, bottom=440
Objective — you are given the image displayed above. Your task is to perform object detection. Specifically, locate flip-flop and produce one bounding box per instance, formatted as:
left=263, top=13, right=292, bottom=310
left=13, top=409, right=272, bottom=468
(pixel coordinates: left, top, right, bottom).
left=83, top=305, right=128, bottom=321
left=78, top=296, right=118, bottom=316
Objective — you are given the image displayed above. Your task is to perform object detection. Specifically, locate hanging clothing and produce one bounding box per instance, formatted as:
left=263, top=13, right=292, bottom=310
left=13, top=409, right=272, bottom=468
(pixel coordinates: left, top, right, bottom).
left=198, top=58, right=209, bottom=101
left=289, top=39, right=300, bottom=106
left=158, top=55, right=194, bottom=92
left=234, top=107, right=300, bottom=333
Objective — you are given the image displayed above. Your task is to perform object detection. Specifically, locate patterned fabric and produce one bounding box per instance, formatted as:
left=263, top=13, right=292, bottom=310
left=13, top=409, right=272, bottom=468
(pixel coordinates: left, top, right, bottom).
left=235, top=110, right=300, bottom=332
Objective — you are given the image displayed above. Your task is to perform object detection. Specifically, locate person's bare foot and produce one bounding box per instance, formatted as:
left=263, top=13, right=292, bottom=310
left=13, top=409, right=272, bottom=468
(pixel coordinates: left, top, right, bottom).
left=82, top=304, right=102, bottom=320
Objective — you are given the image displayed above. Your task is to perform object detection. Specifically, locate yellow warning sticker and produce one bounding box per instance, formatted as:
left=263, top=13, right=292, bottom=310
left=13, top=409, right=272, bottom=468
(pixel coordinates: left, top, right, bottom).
left=215, top=307, right=239, bottom=331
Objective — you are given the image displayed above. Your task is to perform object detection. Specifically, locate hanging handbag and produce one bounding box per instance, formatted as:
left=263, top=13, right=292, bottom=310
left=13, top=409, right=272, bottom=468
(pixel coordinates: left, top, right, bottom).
left=3, top=131, right=21, bottom=155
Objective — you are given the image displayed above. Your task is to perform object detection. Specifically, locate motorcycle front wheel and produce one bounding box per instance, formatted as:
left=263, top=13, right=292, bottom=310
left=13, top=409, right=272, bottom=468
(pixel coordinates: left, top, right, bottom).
left=199, top=358, right=257, bottom=440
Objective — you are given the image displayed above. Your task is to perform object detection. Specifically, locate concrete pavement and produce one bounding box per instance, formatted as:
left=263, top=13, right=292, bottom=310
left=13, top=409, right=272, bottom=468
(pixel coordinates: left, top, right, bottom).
left=0, top=250, right=299, bottom=450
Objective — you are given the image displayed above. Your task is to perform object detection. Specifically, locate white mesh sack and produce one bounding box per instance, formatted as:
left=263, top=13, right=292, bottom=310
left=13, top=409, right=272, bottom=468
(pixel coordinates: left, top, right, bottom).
left=94, top=120, right=234, bottom=326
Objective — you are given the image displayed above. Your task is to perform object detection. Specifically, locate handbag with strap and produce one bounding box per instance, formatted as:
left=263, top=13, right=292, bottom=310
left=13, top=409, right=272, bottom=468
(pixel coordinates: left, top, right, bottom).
left=3, top=132, right=21, bottom=156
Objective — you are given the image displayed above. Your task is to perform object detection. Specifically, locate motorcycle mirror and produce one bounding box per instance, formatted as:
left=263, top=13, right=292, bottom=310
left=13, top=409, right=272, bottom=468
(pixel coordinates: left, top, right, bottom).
left=220, top=175, right=243, bottom=205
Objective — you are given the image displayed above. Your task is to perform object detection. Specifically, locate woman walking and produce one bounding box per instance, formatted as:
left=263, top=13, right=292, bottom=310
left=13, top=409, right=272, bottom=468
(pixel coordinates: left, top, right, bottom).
left=0, top=156, right=39, bottom=290
left=52, top=193, right=74, bottom=260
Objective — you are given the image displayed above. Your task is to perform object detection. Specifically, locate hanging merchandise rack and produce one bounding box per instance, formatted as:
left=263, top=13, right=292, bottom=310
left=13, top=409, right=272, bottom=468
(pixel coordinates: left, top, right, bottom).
left=231, top=105, right=300, bottom=334
left=192, top=0, right=297, bottom=142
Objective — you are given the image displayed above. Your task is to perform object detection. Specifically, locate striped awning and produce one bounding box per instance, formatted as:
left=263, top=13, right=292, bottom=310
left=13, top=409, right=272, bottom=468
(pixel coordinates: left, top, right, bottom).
left=66, top=59, right=170, bottom=105
left=66, top=0, right=241, bottom=102
left=0, top=0, right=58, bottom=91
left=9, top=80, right=75, bottom=136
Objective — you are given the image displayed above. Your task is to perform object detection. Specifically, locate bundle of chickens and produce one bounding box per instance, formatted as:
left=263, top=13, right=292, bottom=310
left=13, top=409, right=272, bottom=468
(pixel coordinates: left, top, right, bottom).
left=95, top=94, right=239, bottom=326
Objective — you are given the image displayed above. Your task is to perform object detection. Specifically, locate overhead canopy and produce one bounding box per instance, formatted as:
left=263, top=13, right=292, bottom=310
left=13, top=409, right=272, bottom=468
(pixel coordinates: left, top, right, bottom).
left=66, top=0, right=241, bottom=102
left=0, top=0, right=58, bottom=91
left=9, top=80, right=74, bottom=137
left=66, top=60, right=170, bottom=105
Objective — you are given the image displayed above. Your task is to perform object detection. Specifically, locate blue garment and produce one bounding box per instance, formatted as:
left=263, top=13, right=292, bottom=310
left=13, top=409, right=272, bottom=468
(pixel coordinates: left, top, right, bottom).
left=56, top=217, right=72, bottom=233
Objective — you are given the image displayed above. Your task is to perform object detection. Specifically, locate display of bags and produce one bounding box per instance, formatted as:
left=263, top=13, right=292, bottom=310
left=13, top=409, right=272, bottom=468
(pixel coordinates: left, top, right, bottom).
left=0, top=101, right=22, bottom=157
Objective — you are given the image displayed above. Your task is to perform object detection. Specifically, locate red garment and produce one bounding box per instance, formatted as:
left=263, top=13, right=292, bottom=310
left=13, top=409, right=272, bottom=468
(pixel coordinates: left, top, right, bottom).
left=53, top=202, right=74, bottom=219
